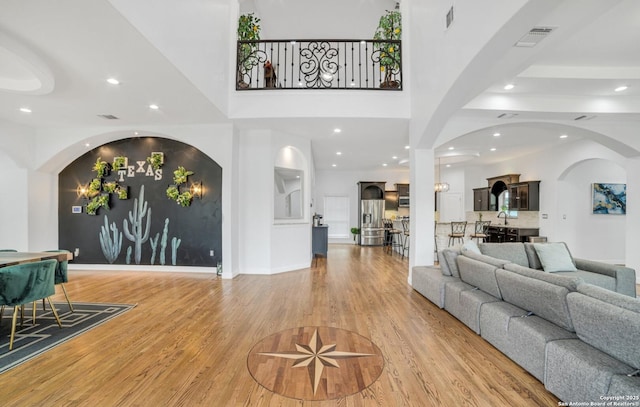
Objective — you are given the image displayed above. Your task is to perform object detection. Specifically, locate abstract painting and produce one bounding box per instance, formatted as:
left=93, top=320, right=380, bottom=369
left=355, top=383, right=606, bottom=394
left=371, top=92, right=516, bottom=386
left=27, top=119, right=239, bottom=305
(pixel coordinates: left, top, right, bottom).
left=592, top=183, right=626, bottom=215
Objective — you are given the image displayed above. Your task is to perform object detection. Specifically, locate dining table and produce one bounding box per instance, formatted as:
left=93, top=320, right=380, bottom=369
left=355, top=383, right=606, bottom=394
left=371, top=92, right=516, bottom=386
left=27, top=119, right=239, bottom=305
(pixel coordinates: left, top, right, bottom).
left=0, top=251, right=72, bottom=268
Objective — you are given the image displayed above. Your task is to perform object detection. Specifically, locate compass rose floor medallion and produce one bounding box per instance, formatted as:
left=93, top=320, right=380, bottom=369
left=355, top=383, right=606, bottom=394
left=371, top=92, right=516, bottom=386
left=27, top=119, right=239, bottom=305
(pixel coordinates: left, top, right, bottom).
left=247, top=326, right=385, bottom=401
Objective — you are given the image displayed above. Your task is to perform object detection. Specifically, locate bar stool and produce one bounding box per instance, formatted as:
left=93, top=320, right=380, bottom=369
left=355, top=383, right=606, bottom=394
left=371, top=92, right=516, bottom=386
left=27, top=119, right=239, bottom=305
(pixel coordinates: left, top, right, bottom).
left=401, top=219, right=410, bottom=258
left=470, top=221, right=491, bottom=243
left=448, top=221, right=467, bottom=246
left=384, top=219, right=403, bottom=254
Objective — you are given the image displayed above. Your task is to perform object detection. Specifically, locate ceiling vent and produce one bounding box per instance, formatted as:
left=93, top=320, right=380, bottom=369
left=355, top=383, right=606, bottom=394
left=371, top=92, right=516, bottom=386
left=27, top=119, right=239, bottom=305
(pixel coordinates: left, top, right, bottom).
left=514, top=26, right=556, bottom=47
left=574, top=114, right=596, bottom=121
left=497, top=113, right=518, bottom=119
left=97, top=114, right=119, bottom=120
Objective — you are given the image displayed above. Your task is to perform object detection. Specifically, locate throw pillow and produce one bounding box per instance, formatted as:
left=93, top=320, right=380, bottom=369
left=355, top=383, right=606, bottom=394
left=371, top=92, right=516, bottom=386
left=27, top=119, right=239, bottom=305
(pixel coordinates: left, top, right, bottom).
left=461, top=240, right=481, bottom=254
left=533, top=242, right=577, bottom=272
left=437, top=251, right=452, bottom=276
left=442, top=249, right=461, bottom=278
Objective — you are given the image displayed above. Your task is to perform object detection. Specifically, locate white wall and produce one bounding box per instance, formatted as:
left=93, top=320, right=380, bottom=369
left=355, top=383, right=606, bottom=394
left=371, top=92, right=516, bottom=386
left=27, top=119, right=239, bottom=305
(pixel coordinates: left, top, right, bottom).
left=314, top=168, right=410, bottom=243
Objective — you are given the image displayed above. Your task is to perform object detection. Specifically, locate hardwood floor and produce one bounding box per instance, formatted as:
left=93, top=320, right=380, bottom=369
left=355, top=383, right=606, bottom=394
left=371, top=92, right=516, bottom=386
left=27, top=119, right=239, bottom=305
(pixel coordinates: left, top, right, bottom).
left=0, top=245, right=566, bottom=406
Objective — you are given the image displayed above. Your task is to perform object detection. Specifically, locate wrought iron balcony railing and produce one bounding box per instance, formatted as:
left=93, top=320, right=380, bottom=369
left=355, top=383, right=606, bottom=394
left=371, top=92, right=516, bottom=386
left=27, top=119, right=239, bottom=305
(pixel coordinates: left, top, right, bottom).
left=236, top=39, right=402, bottom=91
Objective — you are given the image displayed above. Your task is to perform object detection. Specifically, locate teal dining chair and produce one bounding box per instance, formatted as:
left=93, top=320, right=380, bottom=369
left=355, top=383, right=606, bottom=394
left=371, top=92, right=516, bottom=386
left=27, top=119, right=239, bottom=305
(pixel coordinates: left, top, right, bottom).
left=0, top=259, right=62, bottom=350
left=44, top=250, right=73, bottom=312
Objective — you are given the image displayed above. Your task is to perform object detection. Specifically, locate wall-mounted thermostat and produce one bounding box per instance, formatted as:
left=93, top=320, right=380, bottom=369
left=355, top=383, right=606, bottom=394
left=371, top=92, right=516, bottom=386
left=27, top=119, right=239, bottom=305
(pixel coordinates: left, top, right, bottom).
left=72, top=206, right=82, bottom=214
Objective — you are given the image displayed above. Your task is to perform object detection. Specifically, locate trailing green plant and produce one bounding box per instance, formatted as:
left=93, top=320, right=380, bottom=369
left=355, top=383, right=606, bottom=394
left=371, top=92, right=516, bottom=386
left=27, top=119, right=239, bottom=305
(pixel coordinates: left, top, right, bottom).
left=166, top=185, right=180, bottom=201
left=87, top=178, right=102, bottom=198
left=176, top=191, right=193, bottom=207
left=113, top=156, right=127, bottom=171
left=116, top=186, right=128, bottom=200
left=92, top=157, right=110, bottom=178
left=146, top=152, right=164, bottom=170
left=373, top=6, right=401, bottom=87
left=172, top=166, right=193, bottom=185
left=86, top=194, right=109, bottom=215
left=237, top=13, right=261, bottom=85
left=103, top=181, right=118, bottom=193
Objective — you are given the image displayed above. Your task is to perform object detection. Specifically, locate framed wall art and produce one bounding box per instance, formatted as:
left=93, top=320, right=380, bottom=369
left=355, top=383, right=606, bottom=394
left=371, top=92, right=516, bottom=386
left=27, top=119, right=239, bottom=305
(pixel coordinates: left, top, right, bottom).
left=592, top=183, right=626, bottom=215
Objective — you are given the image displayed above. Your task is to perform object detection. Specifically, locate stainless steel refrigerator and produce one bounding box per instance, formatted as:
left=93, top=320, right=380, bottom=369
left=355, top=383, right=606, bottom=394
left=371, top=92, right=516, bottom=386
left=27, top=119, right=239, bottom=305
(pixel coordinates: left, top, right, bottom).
left=360, top=199, right=385, bottom=246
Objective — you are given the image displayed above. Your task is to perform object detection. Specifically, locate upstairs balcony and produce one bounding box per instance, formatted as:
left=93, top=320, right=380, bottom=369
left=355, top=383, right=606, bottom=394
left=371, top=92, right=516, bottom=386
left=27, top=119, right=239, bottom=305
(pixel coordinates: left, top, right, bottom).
left=236, top=39, right=402, bottom=91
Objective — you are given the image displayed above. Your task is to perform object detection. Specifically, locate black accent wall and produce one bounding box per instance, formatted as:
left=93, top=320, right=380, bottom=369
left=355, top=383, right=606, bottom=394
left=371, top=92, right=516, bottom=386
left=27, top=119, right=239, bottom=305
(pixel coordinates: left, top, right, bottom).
left=58, top=137, right=222, bottom=267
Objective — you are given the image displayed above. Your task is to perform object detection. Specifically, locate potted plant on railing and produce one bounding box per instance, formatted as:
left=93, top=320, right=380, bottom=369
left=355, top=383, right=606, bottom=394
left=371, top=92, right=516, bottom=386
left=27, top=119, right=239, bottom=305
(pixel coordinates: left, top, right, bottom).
left=237, top=13, right=261, bottom=88
left=373, top=4, right=402, bottom=88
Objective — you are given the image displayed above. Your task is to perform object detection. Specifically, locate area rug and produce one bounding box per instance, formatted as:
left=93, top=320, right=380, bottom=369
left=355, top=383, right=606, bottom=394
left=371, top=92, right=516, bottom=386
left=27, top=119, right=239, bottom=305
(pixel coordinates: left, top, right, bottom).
left=0, top=302, right=135, bottom=374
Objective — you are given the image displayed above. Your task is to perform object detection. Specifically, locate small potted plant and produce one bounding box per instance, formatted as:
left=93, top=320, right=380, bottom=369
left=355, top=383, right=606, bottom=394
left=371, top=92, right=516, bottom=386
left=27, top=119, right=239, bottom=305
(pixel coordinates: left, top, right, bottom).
left=92, top=157, right=110, bottom=178
left=350, top=227, right=361, bottom=241
left=116, top=186, right=128, bottom=200
left=146, top=152, right=164, bottom=170
left=87, top=178, right=102, bottom=198
left=172, top=166, right=194, bottom=185
left=166, top=185, right=180, bottom=201
left=86, top=194, right=109, bottom=215
left=373, top=5, right=402, bottom=88
left=176, top=191, right=193, bottom=207
left=103, top=181, right=118, bottom=193
left=237, top=13, right=261, bottom=88
left=113, top=156, right=127, bottom=171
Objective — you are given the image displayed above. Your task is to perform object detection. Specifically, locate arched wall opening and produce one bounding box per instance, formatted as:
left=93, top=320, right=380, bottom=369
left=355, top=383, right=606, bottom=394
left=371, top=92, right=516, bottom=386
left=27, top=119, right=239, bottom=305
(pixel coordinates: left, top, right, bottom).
left=58, top=136, right=222, bottom=268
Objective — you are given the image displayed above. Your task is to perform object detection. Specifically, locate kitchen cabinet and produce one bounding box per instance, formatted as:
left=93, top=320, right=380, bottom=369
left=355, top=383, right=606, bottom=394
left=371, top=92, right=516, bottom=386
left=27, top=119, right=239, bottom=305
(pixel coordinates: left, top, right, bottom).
left=385, top=191, right=398, bottom=211
left=312, top=225, right=328, bottom=264
left=395, top=183, right=410, bottom=196
left=473, top=187, right=490, bottom=211
left=509, top=181, right=540, bottom=211
left=488, top=226, right=539, bottom=243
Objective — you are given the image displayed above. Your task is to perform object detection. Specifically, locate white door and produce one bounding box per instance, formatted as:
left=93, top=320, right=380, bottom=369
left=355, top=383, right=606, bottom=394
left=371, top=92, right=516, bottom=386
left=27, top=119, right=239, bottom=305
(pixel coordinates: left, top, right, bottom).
left=440, top=192, right=463, bottom=222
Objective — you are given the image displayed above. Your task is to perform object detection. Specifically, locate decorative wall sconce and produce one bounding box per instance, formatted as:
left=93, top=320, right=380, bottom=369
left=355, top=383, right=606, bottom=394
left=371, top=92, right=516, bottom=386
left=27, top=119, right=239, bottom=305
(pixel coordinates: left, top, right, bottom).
left=190, top=182, right=203, bottom=199
left=76, top=184, right=89, bottom=199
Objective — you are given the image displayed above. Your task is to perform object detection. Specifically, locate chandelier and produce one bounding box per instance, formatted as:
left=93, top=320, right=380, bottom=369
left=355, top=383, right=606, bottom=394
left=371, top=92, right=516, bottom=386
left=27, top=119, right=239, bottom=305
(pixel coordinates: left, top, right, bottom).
left=434, top=157, right=449, bottom=192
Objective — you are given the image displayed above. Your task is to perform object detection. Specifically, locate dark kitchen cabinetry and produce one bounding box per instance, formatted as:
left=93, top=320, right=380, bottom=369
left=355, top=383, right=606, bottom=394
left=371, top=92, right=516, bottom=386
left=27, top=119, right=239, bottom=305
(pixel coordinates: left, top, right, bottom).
left=473, top=187, right=491, bottom=211
left=385, top=191, right=398, bottom=211
left=395, top=183, right=409, bottom=196
left=488, top=226, right=539, bottom=243
left=509, top=181, right=540, bottom=211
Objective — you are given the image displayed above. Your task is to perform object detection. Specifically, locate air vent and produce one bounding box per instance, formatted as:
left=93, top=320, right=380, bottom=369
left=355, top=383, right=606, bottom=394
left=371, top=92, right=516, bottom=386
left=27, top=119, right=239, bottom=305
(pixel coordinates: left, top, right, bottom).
left=515, top=26, right=556, bottom=47
left=97, top=114, right=119, bottom=120
left=574, top=114, right=596, bottom=121
left=497, top=113, right=518, bottom=119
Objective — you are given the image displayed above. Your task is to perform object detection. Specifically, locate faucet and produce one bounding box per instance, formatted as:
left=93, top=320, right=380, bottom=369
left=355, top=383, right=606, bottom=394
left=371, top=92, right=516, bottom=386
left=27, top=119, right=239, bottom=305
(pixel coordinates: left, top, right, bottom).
left=497, top=211, right=509, bottom=225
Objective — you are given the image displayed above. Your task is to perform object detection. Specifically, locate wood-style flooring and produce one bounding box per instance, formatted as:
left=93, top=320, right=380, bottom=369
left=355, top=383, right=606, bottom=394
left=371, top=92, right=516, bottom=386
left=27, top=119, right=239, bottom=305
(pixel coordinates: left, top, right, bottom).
left=1, top=244, right=614, bottom=406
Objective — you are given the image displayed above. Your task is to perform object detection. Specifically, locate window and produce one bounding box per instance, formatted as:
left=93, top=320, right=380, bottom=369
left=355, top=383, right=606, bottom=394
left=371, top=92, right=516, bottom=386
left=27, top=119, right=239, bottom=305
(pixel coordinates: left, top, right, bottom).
left=323, top=197, right=349, bottom=238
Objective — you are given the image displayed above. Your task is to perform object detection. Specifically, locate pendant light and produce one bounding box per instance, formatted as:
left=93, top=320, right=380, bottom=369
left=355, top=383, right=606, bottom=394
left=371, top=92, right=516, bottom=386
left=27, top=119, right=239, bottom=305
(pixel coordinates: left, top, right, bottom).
left=434, top=157, right=449, bottom=192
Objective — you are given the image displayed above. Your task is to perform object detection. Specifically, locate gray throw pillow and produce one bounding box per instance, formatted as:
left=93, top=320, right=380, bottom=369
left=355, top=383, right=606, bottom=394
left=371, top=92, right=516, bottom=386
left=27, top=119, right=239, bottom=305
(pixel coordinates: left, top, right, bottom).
left=437, top=251, right=452, bottom=276
left=442, top=249, right=461, bottom=278
left=534, top=242, right=577, bottom=272
left=524, top=242, right=543, bottom=269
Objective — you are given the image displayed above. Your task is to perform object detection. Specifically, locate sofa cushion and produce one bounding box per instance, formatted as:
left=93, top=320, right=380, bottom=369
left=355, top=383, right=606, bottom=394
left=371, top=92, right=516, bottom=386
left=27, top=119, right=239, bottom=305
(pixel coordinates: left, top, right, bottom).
left=412, top=266, right=459, bottom=309
left=461, top=250, right=510, bottom=268
left=461, top=240, right=481, bottom=254
left=555, top=270, right=616, bottom=292
left=478, top=243, right=529, bottom=267
left=533, top=242, right=577, bottom=272
left=437, top=251, right=452, bottom=276
left=457, top=254, right=503, bottom=299
left=567, top=284, right=640, bottom=370
left=442, top=248, right=461, bottom=278
left=498, top=264, right=582, bottom=331
left=523, top=242, right=543, bottom=270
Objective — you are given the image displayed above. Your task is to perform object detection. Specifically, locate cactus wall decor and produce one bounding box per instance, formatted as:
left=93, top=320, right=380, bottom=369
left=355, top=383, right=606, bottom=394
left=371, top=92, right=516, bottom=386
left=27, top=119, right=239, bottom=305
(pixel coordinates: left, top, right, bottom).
left=160, top=218, right=169, bottom=265
left=171, top=237, right=181, bottom=266
left=99, top=215, right=122, bottom=263
left=126, top=246, right=132, bottom=265
left=123, top=185, right=152, bottom=265
left=150, top=232, right=160, bottom=265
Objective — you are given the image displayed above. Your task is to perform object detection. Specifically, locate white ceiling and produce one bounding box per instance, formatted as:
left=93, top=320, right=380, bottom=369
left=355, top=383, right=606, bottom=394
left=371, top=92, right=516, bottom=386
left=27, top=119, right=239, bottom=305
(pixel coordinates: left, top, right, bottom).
left=1, top=0, right=639, bottom=172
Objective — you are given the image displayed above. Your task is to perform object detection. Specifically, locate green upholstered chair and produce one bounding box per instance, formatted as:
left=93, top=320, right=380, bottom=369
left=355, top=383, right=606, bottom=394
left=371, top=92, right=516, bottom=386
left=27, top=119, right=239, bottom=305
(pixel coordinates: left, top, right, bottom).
left=0, top=259, right=62, bottom=350
left=0, top=249, right=18, bottom=252
left=44, top=250, right=73, bottom=312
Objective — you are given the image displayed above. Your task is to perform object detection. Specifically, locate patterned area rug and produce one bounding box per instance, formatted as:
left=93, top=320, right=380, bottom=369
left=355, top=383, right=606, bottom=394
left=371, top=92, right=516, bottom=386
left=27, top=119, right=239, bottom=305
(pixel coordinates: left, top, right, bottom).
left=0, top=302, right=135, bottom=374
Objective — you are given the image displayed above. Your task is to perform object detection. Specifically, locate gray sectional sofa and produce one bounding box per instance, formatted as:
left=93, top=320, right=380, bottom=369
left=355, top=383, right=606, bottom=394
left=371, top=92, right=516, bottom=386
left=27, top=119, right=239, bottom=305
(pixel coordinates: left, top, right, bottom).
left=412, top=242, right=639, bottom=403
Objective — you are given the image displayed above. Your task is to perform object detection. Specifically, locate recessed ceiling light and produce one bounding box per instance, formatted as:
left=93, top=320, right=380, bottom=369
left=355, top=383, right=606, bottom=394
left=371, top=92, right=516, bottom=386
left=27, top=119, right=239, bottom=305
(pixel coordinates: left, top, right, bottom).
left=493, top=132, right=501, bottom=137
left=490, top=148, right=497, bottom=151
left=560, top=134, right=568, bottom=139
left=382, top=163, right=388, bottom=167
left=106, top=78, right=120, bottom=85
left=504, top=83, right=515, bottom=90
left=336, top=151, right=342, bottom=155
left=149, top=104, right=159, bottom=110
left=392, top=156, right=398, bottom=160
left=134, top=131, right=139, bottom=135
left=614, top=86, right=628, bottom=92
left=19, top=107, right=32, bottom=113
left=332, top=164, right=337, bottom=167
left=448, top=146, right=454, bottom=150
left=404, top=145, right=410, bottom=150
left=85, top=143, right=91, bottom=147
left=446, top=164, right=451, bottom=168
left=333, top=128, right=341, bottom=133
